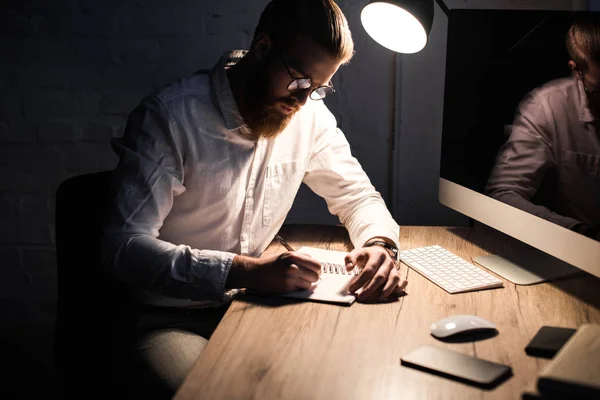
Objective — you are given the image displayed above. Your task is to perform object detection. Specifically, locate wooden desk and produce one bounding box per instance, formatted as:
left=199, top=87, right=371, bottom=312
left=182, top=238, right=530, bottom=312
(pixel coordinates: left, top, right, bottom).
left=174, top=225, right=600, bottom=400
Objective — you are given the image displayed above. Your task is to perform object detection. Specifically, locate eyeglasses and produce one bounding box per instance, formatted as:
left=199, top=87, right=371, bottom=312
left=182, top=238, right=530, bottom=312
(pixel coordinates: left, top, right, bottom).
left=275, top=49, right=335, bottom=101
left=577, top=70, right=600, bottom=99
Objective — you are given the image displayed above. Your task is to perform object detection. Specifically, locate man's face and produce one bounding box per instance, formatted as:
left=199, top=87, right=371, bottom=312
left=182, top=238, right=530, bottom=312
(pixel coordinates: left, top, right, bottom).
left=574, top=59, right=600, bottom=111
left=243, top=35, right=342, bottom=139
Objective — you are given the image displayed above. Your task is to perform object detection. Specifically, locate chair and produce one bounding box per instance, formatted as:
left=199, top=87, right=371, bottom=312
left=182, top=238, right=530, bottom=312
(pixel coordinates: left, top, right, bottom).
left=54, top=171, right=135, bottom=397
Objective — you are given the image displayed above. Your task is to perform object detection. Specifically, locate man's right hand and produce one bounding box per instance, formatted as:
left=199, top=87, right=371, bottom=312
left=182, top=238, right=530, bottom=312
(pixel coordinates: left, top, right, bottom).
left=226, top=252, right=322, bottom=293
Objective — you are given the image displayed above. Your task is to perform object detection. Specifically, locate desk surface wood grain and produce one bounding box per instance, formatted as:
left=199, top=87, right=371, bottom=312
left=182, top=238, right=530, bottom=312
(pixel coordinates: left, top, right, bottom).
left=174, top=225, right=600, bottom=400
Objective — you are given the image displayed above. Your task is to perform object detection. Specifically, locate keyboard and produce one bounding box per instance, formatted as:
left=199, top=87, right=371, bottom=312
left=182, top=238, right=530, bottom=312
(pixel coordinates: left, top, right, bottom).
left=399, top=245, right=504, bottom=294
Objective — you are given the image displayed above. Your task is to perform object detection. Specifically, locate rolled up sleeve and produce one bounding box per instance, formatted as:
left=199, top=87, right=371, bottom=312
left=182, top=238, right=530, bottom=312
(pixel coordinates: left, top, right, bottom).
left=303, top=104, right=400, bottom=250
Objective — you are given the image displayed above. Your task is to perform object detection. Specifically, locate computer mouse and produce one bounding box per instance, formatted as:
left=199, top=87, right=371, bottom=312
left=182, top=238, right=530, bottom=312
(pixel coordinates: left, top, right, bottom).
left=430, top=314, right=497, bottom=338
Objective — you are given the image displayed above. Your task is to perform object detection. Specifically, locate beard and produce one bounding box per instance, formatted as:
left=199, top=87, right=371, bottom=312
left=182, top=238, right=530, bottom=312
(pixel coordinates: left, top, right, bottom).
left=242, top=61, right=300, bottom=140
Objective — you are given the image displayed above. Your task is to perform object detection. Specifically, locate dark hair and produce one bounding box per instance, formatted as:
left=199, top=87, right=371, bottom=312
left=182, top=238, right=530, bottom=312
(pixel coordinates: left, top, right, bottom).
left=566, top=14, right=600, bottom=71
left=253, top=0, right=354, bottom=64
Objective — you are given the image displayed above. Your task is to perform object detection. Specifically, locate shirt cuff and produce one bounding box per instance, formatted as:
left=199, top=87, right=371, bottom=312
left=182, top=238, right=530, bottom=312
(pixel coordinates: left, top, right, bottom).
left=355, top=226, right=400, bottom=251
left=190, top=249, right=236, bottom=301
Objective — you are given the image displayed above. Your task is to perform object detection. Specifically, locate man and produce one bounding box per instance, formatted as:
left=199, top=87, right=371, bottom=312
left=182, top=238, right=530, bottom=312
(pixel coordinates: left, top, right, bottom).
left=485, top=15, right=600, bottom=241
left=102, top=0, right=407, bottom=396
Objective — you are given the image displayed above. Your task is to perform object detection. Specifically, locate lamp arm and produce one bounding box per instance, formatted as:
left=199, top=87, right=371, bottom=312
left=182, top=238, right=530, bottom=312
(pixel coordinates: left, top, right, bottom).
left=434, top=0, right=450, bottom=16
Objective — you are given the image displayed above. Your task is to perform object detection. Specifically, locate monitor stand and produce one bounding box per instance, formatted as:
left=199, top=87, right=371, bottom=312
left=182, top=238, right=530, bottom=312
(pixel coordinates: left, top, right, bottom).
left=474, top=245, right=582, bottom=285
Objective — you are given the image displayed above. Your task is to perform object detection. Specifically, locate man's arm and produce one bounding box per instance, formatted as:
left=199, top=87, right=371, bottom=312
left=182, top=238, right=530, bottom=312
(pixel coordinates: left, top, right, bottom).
left=102, top=96, right=322, bottom=301
left=303, top=103, right=405, bottom=302
left=485, top=92, right=583, bottom=230
left=303, top=104, right=399, bottom=251
left=101, top=96, right=237, bottom=301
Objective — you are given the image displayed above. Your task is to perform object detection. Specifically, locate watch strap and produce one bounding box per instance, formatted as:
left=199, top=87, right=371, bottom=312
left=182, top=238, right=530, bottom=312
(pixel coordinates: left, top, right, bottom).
left=364, top=240, right=399, bottom=261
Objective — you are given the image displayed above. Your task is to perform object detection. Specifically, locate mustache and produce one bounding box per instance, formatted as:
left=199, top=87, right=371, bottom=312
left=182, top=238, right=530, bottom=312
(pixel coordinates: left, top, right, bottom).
left=264, top=99, right=300, bottom=114
left=281, top=99, right=300, bottom=112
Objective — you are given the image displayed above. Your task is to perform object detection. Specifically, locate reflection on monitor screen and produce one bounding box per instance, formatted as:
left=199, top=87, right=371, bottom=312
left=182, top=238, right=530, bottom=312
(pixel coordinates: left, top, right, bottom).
left=439, top=9, right=600, bottom=283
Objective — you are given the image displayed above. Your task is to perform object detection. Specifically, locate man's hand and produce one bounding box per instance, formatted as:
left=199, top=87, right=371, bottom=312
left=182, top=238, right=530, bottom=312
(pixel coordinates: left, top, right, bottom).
left=345, top=246, right=408, bottom=303
left=227, top=252, right=322, bottom=294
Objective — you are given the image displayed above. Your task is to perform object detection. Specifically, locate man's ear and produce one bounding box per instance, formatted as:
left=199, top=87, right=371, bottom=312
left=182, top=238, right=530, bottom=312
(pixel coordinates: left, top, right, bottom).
left=252, top=32, right=272, bottom=61
left=569, top=60, right=580, bottom=78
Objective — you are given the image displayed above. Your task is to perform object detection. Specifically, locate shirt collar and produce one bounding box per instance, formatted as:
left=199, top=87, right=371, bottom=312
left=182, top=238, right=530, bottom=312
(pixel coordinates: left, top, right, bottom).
left=210, top=50, right=252, bottom=133
left=575, top=73, right=596, bottom=123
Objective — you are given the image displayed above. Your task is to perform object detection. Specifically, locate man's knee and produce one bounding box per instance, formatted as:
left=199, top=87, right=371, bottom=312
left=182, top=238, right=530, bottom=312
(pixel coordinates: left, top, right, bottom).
left=135, top=329, right=209, bottom=397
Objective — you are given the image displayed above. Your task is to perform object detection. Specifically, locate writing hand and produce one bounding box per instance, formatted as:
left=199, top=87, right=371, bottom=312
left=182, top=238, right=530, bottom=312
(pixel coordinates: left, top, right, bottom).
left=227, top=252, right=322, bottom=294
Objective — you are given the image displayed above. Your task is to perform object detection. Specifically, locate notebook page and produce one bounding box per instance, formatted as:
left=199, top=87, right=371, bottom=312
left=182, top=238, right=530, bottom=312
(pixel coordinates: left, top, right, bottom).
left=296, top=246, right=360, bottom=276
left=278, top=246, right=359, bottom=305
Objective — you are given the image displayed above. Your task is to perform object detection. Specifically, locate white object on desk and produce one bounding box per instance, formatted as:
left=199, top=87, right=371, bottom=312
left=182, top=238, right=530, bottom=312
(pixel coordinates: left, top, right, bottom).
left=400, top=245, right=504, bottom=294
left=278, top=246, right=358, bottom=305
left=430, top=314, right=497, bottom=338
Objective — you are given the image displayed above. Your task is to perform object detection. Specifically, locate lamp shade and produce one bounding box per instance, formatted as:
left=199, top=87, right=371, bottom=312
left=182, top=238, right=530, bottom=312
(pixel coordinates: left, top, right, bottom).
left=361, top=0, right=434, bottom=54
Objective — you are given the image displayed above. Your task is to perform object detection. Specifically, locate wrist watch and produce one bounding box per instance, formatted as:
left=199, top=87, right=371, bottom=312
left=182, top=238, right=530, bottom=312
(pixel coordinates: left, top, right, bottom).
left=364, top=240, right=399, bottom=261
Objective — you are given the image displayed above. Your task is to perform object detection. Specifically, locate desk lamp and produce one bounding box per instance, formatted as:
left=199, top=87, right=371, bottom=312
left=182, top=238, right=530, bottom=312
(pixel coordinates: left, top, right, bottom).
left=361, top=0, right=449, bottom=53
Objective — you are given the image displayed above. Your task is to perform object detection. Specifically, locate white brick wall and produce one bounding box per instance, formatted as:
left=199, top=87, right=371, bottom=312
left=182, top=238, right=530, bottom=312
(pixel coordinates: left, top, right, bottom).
left=0, top=1, right=395, bottom=397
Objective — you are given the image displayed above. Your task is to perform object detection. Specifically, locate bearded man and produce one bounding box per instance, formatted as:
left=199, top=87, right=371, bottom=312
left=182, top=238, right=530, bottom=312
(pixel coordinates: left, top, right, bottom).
left=102, top=1, right=407, bottom=397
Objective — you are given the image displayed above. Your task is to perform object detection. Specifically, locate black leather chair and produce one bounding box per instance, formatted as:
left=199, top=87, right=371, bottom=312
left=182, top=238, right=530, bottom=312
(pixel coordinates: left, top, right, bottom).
left=54, top=171, right=135, bottom=397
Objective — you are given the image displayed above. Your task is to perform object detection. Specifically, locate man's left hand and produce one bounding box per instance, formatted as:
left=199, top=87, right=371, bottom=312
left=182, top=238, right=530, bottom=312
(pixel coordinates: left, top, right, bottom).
left=345, top=246, right=408, bottom=303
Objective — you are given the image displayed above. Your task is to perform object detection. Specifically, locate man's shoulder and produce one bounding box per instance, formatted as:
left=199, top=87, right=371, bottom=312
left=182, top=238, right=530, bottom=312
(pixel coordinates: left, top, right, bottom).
left=531, top=76, right=576, bottom=102
left=152, top=72, right=213, bottom=107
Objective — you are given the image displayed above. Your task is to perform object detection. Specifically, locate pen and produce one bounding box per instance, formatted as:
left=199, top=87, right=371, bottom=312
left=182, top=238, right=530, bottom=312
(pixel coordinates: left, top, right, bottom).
left=276, top=234, right=323, bottom=284
left=275, top=235, right=295, bottom=252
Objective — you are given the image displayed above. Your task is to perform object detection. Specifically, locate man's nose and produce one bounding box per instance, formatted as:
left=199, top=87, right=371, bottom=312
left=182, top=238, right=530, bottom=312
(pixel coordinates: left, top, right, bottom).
left=292, top=89, right=310, bottom=107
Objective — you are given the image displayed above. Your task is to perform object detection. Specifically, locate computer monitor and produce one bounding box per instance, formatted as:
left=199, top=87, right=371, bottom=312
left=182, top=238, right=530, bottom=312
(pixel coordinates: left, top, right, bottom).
left=439, top=9, right=600, bottom=284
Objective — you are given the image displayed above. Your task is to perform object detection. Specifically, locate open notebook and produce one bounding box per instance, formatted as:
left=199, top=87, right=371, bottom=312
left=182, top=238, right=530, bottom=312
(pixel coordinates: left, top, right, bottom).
left=278, top=246, right=359, bottom=305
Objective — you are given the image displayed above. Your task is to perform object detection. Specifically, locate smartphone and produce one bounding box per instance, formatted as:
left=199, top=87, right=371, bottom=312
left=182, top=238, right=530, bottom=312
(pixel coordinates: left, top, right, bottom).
left=525, top=326, right=576, bottom=358
left=401, top=345, right=512, bottom=388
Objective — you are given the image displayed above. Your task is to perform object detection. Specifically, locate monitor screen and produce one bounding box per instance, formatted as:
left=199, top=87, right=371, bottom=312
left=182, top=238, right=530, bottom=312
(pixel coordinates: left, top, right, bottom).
left=439, top=9, right=600, bottom=281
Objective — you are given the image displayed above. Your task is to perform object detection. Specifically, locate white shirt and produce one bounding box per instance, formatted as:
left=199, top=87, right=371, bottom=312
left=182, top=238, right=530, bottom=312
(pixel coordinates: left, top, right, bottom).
left=102, top=51, right=399, bottom=307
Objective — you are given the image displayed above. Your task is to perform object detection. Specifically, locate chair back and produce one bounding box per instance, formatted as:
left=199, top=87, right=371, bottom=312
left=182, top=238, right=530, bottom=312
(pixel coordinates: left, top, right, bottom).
left=54, top=171, right=134, bottom=396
